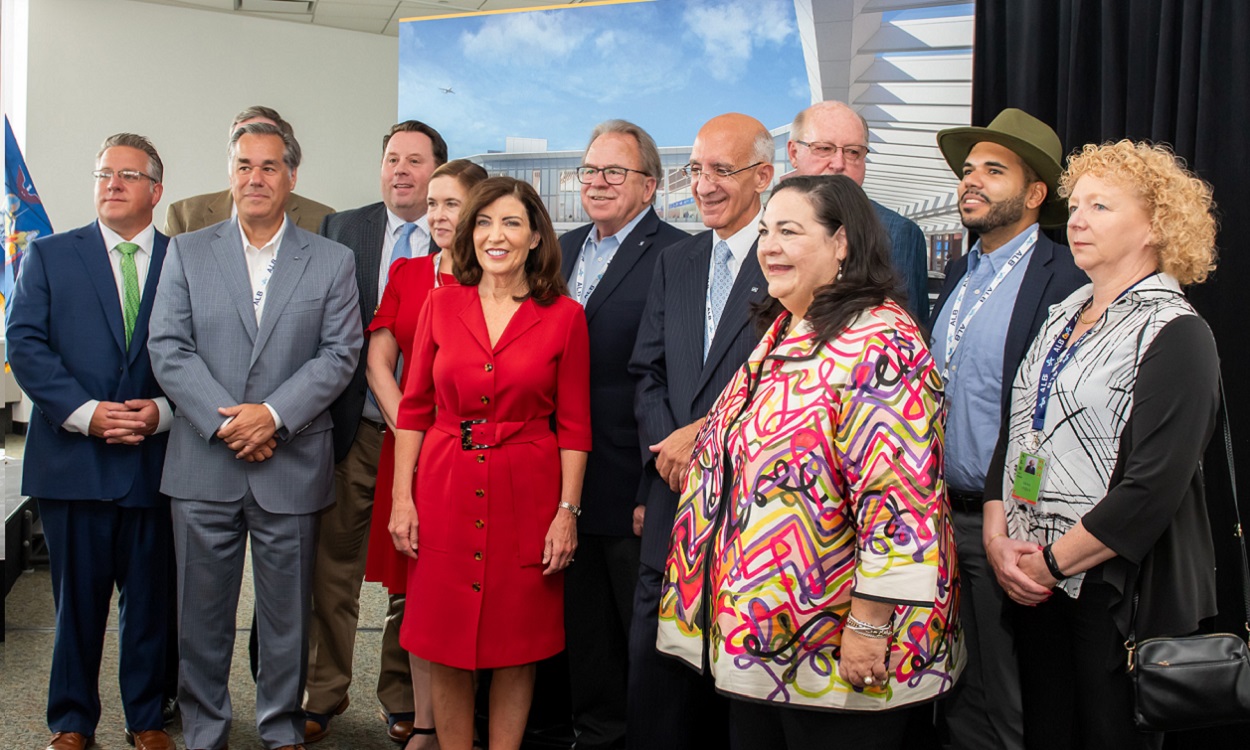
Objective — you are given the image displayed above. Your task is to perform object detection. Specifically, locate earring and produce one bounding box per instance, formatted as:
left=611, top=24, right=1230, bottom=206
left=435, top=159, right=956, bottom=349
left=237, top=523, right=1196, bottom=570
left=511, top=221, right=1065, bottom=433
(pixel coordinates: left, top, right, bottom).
left=836, top=265, right=844, bottom=281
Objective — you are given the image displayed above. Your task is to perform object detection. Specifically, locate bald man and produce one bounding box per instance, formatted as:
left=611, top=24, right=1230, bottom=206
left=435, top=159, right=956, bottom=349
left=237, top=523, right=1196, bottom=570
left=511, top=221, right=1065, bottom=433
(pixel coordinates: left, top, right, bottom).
left=626, top=113, right=775, bottom=750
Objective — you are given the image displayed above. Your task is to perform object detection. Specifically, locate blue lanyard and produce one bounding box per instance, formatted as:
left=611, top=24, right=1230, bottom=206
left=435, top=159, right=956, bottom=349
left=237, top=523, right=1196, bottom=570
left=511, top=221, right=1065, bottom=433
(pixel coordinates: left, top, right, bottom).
left=1030, top=274, right=1158, bottom=432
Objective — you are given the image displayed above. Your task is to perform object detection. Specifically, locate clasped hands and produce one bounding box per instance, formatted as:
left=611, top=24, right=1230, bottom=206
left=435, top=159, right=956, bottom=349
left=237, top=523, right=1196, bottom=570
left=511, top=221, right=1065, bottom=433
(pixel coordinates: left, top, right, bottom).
left=91, top=399, right=160, bottom=445
left=649, top=420, right=702, bottom=493
left=217, top=403, right=278, bottom=462
left=987, top=534, right=1057, bottom=606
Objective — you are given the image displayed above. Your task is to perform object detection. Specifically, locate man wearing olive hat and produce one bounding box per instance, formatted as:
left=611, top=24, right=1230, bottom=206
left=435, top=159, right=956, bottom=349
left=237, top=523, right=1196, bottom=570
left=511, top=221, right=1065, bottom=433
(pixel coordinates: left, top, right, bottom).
left=928, top=108, right=1088, bottom=750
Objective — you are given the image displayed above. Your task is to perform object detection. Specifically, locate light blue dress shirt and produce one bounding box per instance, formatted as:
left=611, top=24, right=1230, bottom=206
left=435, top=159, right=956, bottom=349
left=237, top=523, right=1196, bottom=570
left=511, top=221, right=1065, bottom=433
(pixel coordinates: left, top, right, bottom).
left=574, top=207, right=650, bottom=304
left=930, top=224, right=1038, bottom=493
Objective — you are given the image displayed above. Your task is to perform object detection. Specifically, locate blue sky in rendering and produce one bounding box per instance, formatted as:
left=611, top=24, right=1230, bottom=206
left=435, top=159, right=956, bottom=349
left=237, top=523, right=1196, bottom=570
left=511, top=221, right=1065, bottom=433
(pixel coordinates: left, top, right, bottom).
left=398, top=0, right=809, bottom=158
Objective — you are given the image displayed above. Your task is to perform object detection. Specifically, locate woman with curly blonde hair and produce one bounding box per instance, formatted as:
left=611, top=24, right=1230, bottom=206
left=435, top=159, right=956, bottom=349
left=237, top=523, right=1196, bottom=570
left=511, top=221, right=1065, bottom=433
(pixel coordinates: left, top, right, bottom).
left=982, top=140, right=1221, bottom=748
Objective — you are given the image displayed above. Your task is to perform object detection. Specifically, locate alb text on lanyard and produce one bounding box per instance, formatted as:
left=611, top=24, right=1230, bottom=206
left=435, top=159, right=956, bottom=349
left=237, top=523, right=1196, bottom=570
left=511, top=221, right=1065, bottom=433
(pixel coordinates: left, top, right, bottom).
left=942, top=225, right=1038, bottom=382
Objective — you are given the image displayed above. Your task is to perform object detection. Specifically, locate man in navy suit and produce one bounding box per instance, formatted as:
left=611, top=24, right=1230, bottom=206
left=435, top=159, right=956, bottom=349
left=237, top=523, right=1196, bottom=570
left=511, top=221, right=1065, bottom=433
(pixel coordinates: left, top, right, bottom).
left=558, top=120, right=687, bottom=749
left=8, top=133, right=174, bottom=750
left=626, top=113, right=775, bottom=750
left=928, top=108, right=1087, bottom=750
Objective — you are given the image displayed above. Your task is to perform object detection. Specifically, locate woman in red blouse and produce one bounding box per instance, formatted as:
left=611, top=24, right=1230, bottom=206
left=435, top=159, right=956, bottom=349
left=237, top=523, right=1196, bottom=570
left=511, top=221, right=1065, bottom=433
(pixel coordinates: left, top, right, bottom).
left=365, top=159, right=488, bottom=747
left=390, top=177, right=591, bottom=750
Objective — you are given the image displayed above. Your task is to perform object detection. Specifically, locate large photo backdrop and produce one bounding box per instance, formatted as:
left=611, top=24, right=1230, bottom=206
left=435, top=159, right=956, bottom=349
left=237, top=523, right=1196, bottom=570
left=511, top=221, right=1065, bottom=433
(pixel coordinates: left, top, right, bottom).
left=398, top=0, right=808, bottom=228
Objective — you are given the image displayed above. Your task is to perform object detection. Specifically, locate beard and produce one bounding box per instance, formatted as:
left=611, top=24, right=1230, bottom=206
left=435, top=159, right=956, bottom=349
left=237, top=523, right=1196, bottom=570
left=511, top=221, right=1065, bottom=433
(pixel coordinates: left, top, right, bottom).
left=961, top=186, right=1028, bottom=235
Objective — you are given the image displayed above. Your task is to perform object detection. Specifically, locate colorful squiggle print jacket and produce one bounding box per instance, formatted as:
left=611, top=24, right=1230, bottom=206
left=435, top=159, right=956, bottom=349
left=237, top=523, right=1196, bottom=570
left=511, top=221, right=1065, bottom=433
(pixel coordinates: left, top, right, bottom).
left=657, top=302, right=963, bottom=711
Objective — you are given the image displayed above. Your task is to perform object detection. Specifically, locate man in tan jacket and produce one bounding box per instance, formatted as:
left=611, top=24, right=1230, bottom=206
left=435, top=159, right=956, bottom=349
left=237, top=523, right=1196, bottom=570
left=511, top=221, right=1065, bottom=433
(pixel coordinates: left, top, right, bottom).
left=164, top=105, right=333, bottom=236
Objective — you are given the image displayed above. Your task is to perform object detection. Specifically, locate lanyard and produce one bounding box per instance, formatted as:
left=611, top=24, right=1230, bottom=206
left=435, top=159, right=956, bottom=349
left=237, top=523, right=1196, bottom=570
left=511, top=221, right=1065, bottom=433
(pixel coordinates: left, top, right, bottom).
left=252, top=252, right=278, bottom=321
left=943, top=226, right=1037, bottom=381
left=1030, top=273, right=1158, bottom=432
left=574, top=236, right=614, bottom=304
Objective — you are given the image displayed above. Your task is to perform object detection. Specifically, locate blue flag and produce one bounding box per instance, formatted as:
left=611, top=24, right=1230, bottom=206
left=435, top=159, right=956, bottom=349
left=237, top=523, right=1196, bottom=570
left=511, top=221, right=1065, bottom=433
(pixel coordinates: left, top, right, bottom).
left=4, top=115, right=54, bottom=311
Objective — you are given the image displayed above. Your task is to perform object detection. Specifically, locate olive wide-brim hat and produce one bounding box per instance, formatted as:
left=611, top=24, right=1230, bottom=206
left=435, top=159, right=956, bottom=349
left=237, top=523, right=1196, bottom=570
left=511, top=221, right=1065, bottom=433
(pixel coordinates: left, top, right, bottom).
left=937, top=108, right=1068, bottom=228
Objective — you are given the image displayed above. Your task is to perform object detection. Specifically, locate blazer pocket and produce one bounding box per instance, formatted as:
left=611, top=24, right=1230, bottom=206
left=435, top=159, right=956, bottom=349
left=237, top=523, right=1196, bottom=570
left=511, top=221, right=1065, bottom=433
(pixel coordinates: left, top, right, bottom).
left=282, top=298, right=323, bottom=315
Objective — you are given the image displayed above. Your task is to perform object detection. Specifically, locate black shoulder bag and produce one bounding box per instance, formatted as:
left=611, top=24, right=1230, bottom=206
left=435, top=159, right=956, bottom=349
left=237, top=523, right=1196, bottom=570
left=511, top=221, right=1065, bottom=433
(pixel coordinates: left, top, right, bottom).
left=1126, top=380, right=1250, bottom=731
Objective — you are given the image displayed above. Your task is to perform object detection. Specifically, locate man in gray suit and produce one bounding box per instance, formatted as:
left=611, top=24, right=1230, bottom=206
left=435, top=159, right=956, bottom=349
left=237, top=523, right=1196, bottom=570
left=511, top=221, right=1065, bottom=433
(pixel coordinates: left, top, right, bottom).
left=149, top=122, right=362, bottom=750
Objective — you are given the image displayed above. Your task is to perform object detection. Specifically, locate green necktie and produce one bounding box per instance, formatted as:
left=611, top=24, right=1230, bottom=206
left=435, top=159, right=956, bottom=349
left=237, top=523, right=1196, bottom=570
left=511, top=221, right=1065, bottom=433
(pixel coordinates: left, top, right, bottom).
left=116, top=242, right=141, bottom=349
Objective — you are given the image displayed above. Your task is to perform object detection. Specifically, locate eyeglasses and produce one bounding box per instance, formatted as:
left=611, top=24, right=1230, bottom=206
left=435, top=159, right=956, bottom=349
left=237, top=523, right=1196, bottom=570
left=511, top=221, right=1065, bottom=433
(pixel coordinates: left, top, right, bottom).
left=681, top=162, right=764, bottom=183
left=794, top=140, right=868, bottom=164
left=93, top=169, right=158, bottom=184
left=575, top=166, right=648, bottom=185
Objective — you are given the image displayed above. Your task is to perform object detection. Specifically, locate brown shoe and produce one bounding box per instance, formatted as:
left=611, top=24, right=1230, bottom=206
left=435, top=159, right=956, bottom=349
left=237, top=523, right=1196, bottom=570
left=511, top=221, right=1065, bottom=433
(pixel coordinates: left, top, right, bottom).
left=379, top=708, right=417, bottom=743
left=303, top=694, right=349, bottom=744
left=46, top=732, right=93, bottom=750
left=274, top=746, right=307, bottom=750
left=130, top=730, right=174, bottom=750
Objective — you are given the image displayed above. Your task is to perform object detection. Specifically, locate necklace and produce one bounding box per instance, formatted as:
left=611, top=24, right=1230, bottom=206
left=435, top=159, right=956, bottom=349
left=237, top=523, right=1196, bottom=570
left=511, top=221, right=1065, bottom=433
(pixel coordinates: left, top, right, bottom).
left=1078, top=300, right=1101, bottom=325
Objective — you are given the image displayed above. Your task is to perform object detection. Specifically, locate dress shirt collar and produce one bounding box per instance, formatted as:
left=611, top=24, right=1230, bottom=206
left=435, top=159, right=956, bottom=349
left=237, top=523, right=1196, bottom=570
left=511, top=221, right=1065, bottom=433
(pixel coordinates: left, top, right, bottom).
left=588, top=205, right=652, bottom=248
left=239, top=216, right=289, bottom=253
left=385, top=208, right=430, bottom=242
left=99, top=221, right=155, bottom=256
left=966, top=222, right=1039, bottom=276
left=714, top=208, right=764, bottom=267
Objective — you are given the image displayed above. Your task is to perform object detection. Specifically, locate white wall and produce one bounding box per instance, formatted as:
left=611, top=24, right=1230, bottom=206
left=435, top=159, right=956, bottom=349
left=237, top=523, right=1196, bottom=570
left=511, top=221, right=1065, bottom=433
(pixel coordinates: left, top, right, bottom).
left=25, top=0, right=399, bottom=230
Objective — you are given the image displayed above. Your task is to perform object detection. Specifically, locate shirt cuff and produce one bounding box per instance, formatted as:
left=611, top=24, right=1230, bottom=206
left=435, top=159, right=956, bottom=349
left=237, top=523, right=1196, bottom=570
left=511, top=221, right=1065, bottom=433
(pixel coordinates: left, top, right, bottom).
left=263, top=402, right=284, bottom=431
left=154, top=397, right=173, bottom=434
left=63, top=400, right=99, bottom=436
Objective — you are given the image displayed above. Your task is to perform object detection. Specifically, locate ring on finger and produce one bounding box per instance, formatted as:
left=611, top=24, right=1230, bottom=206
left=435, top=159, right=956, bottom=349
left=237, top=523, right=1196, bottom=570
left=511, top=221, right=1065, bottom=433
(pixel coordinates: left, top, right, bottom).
left=863, top=675, right=874, bottom=686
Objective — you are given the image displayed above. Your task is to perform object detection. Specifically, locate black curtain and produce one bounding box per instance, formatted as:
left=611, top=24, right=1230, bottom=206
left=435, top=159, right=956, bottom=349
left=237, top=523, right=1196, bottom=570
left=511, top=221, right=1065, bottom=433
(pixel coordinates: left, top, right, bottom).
left=972, top=0, right=1250, bottom=744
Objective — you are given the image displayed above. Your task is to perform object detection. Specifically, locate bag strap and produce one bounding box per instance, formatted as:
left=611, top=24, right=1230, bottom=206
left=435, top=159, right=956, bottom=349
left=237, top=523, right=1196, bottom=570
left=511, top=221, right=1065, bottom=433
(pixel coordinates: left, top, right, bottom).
left=1217, top=373, right=1250, bottom=639
left=1128, top=373, right=1250, bottom=649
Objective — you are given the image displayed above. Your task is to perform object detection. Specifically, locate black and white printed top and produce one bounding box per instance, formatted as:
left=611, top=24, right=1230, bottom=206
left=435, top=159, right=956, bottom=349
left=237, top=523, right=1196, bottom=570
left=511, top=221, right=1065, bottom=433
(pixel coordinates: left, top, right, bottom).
left=995, top=273, right=1220, bottom=609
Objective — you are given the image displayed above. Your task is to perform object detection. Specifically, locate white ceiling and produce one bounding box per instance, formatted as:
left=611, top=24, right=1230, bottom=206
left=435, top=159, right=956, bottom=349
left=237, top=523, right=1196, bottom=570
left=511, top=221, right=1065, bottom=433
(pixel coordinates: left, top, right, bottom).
left=131, top=0, right=596, bottom=36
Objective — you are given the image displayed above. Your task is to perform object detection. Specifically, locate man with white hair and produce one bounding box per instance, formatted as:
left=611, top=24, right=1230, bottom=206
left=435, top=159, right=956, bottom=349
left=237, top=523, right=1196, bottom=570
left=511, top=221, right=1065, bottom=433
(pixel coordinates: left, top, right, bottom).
left=787, top=100, right=930, bottom=321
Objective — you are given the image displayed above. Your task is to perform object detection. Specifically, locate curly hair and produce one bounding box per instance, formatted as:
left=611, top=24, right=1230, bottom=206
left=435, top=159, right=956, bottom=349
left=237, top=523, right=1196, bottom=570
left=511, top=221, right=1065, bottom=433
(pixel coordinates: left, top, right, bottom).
left=1060, top=140, right=1217, bottom=285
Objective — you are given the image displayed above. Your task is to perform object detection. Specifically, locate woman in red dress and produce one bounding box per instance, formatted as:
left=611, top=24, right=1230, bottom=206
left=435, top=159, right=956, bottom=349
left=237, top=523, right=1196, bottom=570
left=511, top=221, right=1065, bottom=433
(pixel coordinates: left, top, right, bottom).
left=365, top=159, right=488, bottom=747
left=390, top=177, right=591, bottom=750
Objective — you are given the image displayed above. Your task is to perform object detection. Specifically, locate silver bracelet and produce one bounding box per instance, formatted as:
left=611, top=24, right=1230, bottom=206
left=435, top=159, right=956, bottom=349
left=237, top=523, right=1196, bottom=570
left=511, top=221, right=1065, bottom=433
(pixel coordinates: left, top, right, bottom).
left=844, top=614, right=893, bottom=639
left=558, top=501, right=582, bottom=518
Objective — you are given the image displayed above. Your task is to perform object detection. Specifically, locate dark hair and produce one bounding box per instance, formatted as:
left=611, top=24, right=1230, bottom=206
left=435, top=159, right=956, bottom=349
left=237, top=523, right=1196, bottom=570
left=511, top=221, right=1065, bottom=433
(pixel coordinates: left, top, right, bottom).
left=755, top=175, right=904, bottom=343
left=451, top=176, right=568, bottom=305
left=383, top=120, right=448, bottom=166
left=231, top=106, right=293, bottom=138
left=431, top=159, right=489, bottom=192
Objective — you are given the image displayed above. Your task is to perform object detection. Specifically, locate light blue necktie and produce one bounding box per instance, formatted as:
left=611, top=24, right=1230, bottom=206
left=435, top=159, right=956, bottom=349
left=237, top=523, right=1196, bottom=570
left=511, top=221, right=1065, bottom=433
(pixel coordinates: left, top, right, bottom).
left=385, top=222, right=417, bottom=289
left=705, top=240, right=734, bottom=360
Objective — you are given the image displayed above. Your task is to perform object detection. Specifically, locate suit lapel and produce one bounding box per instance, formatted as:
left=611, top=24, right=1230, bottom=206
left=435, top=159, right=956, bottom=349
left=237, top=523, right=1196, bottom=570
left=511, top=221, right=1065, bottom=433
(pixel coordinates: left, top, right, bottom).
left=675, top=235, right=712, bottom=389
left=206, top=190, right=232, bottom=225
left=78, top=223, right=127, bottom=354
left=1002, top=236, right=1055, bottom=393
left=456, top=289, right=496, bottom=356
left=698, top=240, right=764, bottom=394
left=211, top=220, right=259, bottom=343
left=584, top=210, right=658, bottom=322
left=127, top=231, right=168, bottom=365
left=493, top=299, right=541, bottom=353
left=252, top=226, right=311, bottom=365
left=357, top=205, right=387, bottom=313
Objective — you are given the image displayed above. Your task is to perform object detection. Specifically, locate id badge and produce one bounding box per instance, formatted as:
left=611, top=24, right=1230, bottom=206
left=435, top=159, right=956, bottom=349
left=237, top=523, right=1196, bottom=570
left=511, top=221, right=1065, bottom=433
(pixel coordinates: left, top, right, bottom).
left=1010, top=452, right=1047, bottom=505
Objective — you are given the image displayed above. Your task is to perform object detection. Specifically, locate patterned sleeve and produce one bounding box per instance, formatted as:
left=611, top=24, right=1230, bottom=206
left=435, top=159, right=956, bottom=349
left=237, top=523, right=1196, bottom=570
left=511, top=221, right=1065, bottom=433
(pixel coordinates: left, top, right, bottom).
left=835, top=324, right=946, bottom=606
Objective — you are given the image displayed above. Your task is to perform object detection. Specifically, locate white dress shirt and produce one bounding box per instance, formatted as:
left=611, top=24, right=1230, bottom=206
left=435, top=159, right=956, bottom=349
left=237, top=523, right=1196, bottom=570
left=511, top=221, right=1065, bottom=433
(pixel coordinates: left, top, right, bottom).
left=61, top=222, right=173, bottom=436
left=707, top=208, right=763, bottom=287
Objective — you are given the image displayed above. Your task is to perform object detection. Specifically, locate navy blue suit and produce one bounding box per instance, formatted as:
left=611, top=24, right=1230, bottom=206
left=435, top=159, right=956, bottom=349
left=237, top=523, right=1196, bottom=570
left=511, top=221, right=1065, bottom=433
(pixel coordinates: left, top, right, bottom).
left=624, top=229, right=768, bottom=750
left=7, top=221, right=171, bottom=736
left=558, top=207, right=687, bottom=748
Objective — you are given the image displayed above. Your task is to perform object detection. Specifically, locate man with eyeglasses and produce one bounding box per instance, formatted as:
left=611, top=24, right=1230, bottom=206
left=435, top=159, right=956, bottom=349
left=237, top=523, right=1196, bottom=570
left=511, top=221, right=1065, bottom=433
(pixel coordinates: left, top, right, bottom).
left=626, top=112, right=774, bottom=750
left=8, top=134, right=176, bottom=750
left=787, top=101, right=930, bottom=321
left=164, top=105, right=334, bottom=237
left=555, top=120, right=687, bottom=750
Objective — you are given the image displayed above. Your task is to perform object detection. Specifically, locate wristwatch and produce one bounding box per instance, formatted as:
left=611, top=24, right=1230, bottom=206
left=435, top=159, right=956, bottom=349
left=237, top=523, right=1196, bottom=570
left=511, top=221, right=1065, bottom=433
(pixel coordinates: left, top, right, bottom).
left=559, top=501, right=582, bottom=518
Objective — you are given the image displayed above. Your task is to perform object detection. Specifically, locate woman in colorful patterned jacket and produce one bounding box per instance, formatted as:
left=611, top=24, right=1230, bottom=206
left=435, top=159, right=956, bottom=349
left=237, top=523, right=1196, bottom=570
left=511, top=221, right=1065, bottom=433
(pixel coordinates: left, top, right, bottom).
left=656, top=174, right=963, bottom=748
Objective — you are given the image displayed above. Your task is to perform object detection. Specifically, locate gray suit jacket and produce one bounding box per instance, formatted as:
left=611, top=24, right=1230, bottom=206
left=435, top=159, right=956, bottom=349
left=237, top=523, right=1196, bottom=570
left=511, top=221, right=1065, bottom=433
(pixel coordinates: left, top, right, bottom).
left=148, top=218, right=362, bottom=514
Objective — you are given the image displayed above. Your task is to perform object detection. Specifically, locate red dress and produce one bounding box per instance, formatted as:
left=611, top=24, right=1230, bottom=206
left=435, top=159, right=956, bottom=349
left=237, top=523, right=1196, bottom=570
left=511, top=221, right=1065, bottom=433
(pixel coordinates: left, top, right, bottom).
left=364, top=256, right=457, bottom=594
left=396, top=284, right=591, bottom=669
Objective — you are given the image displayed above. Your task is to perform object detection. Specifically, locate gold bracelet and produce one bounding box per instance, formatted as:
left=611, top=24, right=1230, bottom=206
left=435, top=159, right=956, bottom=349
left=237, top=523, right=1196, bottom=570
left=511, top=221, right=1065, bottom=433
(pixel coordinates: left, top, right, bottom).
left=986, top=532, right=1006, bottom=548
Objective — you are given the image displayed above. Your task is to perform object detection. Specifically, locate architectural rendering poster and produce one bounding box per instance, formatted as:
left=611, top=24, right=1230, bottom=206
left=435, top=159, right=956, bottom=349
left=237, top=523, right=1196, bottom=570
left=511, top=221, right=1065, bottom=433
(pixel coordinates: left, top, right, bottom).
left=398, top=0, right=809, bottom=227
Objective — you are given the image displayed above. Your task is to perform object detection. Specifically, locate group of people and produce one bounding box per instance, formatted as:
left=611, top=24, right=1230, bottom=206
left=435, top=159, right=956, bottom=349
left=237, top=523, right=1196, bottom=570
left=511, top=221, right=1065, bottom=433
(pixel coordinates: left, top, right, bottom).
left=7, top=97, right=1222, bottom=750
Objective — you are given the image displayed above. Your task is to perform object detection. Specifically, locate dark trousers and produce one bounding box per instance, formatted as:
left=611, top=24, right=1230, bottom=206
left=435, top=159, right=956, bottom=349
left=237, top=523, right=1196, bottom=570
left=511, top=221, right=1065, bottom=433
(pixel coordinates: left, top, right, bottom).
left=626, top=563, right=728, bottom=750
left=40, top=498, right=170, bottom=735
left=729, top=698, right=918, bottom=750
left=1015, top=581, right=1163, bottom=750
left=942, top=508, right=1024, bottom=750
left=564, top=533, right=640, bottom=749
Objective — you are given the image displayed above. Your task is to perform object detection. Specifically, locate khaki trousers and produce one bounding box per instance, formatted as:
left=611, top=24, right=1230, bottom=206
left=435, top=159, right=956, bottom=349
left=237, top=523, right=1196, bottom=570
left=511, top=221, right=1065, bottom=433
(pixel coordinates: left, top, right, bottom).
left=304, top=421, right=414, bottom=715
